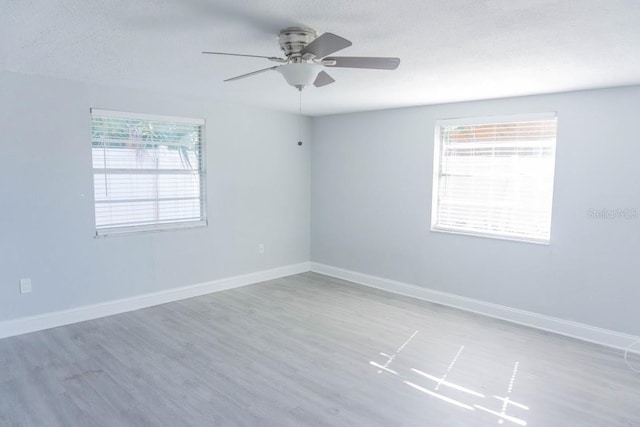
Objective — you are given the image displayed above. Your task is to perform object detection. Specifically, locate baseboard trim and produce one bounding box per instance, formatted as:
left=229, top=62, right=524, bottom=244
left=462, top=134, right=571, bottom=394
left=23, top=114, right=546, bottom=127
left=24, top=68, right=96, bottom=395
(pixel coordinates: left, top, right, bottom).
left=0, top=262, right=311, bottom=340
left=310, top=262, right=640, bottom=352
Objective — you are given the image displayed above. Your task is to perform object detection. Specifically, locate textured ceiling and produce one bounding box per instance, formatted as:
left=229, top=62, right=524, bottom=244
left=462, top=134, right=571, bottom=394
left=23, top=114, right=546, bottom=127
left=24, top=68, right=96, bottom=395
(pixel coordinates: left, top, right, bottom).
left=2, top=0, right=640, bottom=115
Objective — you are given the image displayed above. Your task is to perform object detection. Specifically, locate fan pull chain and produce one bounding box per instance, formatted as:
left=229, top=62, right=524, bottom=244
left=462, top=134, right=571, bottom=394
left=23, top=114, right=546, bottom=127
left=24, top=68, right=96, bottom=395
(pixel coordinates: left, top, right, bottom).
left=298, top=89, right=303, bottom=146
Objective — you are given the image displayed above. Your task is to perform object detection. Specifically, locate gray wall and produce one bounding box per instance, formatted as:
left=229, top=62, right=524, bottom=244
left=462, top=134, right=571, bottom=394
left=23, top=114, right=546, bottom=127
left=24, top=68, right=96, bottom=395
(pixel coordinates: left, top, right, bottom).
left=0, top=71, right=310, bottom=323
left=3, top=69, right=639, bottom=337
left=311, top=86, right=640, bottom=335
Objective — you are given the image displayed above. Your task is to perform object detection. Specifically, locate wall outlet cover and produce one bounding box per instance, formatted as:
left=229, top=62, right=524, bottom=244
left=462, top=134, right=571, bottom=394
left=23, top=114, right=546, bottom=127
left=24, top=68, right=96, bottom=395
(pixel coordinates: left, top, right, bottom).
left=20, top=278, right=32, bottom=294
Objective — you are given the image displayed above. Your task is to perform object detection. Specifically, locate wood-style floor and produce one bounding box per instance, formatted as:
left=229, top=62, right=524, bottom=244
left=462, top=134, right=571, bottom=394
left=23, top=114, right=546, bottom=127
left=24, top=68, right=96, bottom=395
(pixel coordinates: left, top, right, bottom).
left=0, top=272, right=639, bottom=426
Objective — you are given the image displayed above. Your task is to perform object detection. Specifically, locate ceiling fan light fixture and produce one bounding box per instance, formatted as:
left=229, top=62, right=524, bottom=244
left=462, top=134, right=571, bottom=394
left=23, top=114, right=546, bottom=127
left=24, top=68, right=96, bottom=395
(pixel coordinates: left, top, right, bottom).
left=277, top=63, right=322, bottom=90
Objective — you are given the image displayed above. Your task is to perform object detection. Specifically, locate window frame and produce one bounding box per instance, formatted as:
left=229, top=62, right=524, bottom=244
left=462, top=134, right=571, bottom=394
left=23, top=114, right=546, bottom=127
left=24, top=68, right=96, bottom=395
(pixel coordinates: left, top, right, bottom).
left=90, top=108, right=208, bottom=237
left=430, top=112, right=558, bottom=245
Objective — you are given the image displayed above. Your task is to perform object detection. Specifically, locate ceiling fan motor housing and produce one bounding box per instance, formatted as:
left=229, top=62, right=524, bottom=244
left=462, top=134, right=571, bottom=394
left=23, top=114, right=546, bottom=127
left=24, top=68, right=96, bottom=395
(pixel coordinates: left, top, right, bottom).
left=278, top=27, right=317, bottom=58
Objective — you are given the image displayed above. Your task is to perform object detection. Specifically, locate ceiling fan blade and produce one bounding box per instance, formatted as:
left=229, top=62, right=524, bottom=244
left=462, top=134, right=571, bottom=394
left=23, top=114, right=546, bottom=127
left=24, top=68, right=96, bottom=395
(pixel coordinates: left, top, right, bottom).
left=301, top=33, right=352, bottom=59
left=313, top=71, right=335, bottom=88
left=324, top=56, right=400, bottom=70
left=202, top=51, right=285, bottom=62
left=224, top=66, right=279, bottom=82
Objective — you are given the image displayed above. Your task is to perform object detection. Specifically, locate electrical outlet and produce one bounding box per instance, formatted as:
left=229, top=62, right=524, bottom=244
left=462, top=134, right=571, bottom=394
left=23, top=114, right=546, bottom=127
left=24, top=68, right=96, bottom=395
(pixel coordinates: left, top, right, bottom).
left=20, top=278, right=32, bottom=294
left=258, top=243, right=265, bottom=254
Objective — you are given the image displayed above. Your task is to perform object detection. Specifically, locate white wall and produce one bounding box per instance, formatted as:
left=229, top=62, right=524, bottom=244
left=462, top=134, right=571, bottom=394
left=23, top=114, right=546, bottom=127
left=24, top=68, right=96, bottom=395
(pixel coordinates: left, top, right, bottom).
left=311, top=85, right=640, bottom=335
left=0, top=71, right=310, bottom=323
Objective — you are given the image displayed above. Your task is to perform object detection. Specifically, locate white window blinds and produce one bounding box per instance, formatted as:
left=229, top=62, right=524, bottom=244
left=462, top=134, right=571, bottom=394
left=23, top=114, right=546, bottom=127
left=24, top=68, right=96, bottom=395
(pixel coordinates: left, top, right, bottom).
left=431, top=114, right=558, bottom=244
left=90, top=109, right=206, bottom=236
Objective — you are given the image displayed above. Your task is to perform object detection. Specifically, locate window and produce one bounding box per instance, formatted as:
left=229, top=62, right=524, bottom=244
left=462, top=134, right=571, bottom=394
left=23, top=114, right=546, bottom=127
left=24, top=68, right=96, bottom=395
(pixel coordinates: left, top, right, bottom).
left=90, top=109, right=206, bottom=236
left=431, top=113, right=557, bottom=244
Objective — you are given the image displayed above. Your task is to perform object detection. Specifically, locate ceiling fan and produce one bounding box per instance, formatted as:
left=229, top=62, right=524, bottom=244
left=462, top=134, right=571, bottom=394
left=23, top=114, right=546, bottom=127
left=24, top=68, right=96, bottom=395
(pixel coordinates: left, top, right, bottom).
left=202, top=27, right=400, bottom=91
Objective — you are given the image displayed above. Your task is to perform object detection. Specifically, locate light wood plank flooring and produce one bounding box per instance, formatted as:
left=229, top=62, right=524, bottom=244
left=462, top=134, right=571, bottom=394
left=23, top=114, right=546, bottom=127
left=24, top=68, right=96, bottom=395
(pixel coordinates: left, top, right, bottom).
left=1, top=272, right=639, bottom=426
